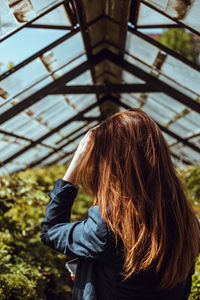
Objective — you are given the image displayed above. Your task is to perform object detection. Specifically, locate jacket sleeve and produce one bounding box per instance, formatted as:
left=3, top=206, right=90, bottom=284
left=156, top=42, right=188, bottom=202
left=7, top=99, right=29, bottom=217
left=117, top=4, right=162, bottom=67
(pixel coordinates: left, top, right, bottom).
left=40, top=178, right=109, bottom=259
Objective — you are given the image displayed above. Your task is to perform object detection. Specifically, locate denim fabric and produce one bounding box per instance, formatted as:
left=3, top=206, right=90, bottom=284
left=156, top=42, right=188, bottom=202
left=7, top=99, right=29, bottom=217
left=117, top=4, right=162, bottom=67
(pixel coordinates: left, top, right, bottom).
left=41, top=178, right=193, bottom=300
left=41, top=178, right=108, bottom=299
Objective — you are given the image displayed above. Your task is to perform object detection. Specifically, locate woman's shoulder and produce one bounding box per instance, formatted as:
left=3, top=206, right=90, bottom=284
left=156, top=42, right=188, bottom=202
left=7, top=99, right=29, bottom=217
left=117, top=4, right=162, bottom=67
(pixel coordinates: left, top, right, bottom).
left=88, top=205, right=105, bottom=226
left=88, top=205, right=112, bottom=236
left=88, top=205, right=102, bottom=217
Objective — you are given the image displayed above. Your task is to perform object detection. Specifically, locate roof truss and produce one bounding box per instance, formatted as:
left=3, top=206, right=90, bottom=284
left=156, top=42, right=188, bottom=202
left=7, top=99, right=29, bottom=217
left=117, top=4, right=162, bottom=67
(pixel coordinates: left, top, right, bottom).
left=0, top=0, right=199, bottom=173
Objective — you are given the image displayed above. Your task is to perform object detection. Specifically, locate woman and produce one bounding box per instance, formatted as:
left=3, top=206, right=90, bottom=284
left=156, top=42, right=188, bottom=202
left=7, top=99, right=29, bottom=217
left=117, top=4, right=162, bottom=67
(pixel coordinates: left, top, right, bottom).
left=41, top=108, right=200, bottom=300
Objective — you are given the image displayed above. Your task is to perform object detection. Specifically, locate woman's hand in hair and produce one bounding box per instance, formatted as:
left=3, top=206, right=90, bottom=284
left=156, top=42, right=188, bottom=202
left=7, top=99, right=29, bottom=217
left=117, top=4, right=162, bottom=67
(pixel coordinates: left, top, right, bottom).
left=63, top=130, right=93, bottom=185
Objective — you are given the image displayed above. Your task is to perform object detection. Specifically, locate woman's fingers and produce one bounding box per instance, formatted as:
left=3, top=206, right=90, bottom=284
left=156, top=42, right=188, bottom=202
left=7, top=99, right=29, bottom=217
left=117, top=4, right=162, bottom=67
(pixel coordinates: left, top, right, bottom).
left=63, top=130, right=94, bottom=184
left=76, top=130, right=93, bottom=155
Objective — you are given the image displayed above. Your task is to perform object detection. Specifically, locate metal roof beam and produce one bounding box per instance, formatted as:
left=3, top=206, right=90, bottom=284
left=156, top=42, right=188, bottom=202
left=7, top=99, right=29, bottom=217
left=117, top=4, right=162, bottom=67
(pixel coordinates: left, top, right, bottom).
left=52, top=83, right=161, bottom=94
left=76, top=116, right=101, bottom=122
left=26, top=24, right=73, bottom=30
left=28, top=117, right=101, bottom=167
left=27, top=128, right=89, bottom=168
left=0, top=60, right=89, bottom=124
left=0, top=129, right=33, bottom=143
left=170, top=152, right=193, bottom=166
left=73, top=0, right=105, bottom=119
left=129, top=0, right=140, bottom=25
left=0, top=28, right=79, bottom=82
left=128, top=27, right=200, bottom=72
left=0, top=129, right=62, bottom=151
left=56, top=124, right=87, bottom=145
left=103, top=49, right=200, bottom=113
left=141, top=0, right=200, bottom=37
left=45, top=151, right=74, bottom=167
left=0, top=100, right=102, bottom=168
left=0, top=0, right=69, bottom=43
left=113, top=96, right=200, bottom=154
left=0, top=50, right=105, bottom=126
left=135, top=24, right=183, bottom=29
left=0, top=13, right=105, bottom=82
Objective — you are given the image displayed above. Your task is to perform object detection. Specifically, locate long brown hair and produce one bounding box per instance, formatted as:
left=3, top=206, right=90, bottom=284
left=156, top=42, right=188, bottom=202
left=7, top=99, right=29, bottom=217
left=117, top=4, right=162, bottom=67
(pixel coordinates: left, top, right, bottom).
left=77, top=108, right=199, bottom=289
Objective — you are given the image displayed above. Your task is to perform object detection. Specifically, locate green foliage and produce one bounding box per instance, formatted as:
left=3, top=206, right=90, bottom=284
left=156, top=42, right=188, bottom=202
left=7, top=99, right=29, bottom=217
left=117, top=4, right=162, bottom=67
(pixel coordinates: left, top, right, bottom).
left=160, top=28, right=199, bottom=64
left=0, top=166, right=92, bottom=300
left=179, top=166, right=200, bottom=214
left=179, top=166, right=200, bottom=299
left=0, top=165, right=199, bottom=299
left=189, top=255, right=200, bottom=300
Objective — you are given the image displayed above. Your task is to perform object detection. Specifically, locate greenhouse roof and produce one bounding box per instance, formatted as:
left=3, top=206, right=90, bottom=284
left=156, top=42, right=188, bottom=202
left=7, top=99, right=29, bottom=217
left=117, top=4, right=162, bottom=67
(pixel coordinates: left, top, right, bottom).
left=0, top=0, right=199, bottom=174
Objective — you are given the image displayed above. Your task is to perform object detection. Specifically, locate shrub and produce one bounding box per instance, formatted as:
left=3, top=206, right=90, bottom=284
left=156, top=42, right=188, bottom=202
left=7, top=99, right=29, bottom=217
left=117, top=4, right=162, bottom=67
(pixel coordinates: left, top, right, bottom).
left=179, top=166, right=200, bottom=299
left=0, top=166, right=91, bottom=300
left=0, top=165, right=199, bottom=299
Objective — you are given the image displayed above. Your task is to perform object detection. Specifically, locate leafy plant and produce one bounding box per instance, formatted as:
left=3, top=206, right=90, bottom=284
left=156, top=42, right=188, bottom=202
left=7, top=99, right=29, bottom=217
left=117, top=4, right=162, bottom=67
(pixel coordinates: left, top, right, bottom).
left=0, top=165, right=92, bottom=300
left=159, top=28, right=199, bottom=64
left=0, top=165, right=199, bottom=299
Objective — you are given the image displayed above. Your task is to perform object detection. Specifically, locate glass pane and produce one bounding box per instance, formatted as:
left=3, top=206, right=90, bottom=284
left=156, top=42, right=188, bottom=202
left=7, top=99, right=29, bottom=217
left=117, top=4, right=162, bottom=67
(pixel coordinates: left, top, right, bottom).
left=0, top=59, right=51, bottom=100
left=126, top=31, right=159, bottom=66
left=177, top=117, right=199, bottom=133
left=0, top=163, right=25, bottom=174
left=169, top=121, right=190, bottom=138
left=0, top=142, right=26, bottom=161
left=40, top=133, right=62, bottom=146
left=0, top=28, right=64, bottom=68
left=145, top=0, right=200, bottom=34
left=68, top=96, right=97, bottom=111
left=189, top=135, right=200, bottom=148
left=186, top=111, right=200, bottom=126
left=30, top=95, right=77, bottom=127
left=59, top=121, right=86, bottom=136
left=55, top=154, right=73, bottom=165
left=122, top=71, right=145, bottom=84
left=179, top=146, right=200, bottom=162
left=51, top=32, right=85, bottom=68
left=137, top=3, right=175, bottom=26
left=33, top=4, right=70, bottom=26
left=161, top=56, right=200, bottom=95
left=143, top=95, right=175, bottom=124
left=0, top=0, right=67, bottom=40
left=67, top=71, right=93, bottom=85
left=84, top=107, right=101, bottom=117
left=121, top=94, right=140, bottom=107
left=12, top=145, right=51, bottom=164
left=0, top=0, right=19, bottom=38
left=1, top=112, right=49, bottom=140
left=147, top=93, right=187, bottom=113
left=163, top=132, right=177, bottom=144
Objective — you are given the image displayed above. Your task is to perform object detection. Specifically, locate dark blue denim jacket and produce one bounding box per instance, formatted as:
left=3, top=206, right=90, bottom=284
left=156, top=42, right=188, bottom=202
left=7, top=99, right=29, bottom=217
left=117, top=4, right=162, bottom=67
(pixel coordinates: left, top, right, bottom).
left=41, top=178, right=194, bottom=300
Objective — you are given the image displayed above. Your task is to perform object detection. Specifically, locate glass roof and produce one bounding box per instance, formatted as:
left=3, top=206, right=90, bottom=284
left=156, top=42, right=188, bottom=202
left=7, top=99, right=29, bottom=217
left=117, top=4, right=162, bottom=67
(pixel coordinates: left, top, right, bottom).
left=0, top=0, right=199, bottom=175
left=126, top=31, right=200, bottom=99
left=143, top=0, right=200, bottom=34
left=136, top=3, right=175, bottom=27
left=0, top=0, right=70, bottom=40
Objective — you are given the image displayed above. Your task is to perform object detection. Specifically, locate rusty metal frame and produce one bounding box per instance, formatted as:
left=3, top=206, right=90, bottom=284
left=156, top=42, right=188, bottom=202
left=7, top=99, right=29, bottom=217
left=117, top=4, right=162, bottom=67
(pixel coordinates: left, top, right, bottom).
left=27, top=127, right=89, bottom=168
left=110, top=95, right=200, bottom=155
left=0, top=100, right=104, bottom=167
left=0, top=28, right=79, bottom=82
left=73, top=0, right=106, bottom=119
left=0, top=49, right=106, bottom=126
left=103, top=49, right=200, bottom=113
left=0, top=0, right=70, bottom=43
left=128, top=26, right=200, bottom=72
left=141, top=0, right=200, bottom=37
left=0, top=129, right=65, bottom=151
left=0, top=1, right=199, bottom=169
left=52, top=83, right=161, bottom=94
